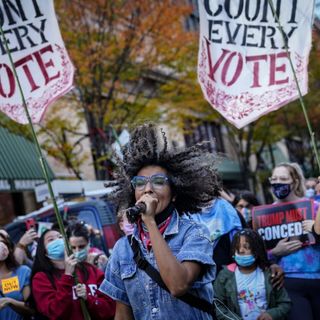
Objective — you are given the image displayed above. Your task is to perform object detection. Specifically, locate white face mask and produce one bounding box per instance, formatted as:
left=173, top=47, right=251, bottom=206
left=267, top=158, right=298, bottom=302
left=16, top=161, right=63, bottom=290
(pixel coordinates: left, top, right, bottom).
left=0, top=242, right=9, bottom=261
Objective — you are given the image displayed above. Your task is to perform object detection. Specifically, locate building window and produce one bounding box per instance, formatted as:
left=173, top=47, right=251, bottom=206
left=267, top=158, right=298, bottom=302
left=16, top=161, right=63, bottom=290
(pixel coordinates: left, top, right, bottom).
left=184, top=121, right=224, bottom=153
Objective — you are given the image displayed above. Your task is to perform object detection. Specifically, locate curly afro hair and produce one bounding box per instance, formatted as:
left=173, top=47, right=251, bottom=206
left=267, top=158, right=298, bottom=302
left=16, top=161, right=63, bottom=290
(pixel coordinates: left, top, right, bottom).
left=105, top=123, right=221, bottom=215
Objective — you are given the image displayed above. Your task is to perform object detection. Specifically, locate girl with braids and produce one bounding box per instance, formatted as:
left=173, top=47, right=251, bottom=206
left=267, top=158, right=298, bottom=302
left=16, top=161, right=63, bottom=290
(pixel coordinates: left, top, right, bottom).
left=99, top=123, right=220, bottom=320
left=30, top=228, right=115, bottom=320
left=214, top=229, right=291, bottom=320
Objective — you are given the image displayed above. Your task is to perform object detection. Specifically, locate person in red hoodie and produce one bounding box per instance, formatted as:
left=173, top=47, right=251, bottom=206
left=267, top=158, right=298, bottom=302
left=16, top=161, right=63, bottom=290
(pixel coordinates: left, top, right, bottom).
left=31, top=228, right=115, bottom=320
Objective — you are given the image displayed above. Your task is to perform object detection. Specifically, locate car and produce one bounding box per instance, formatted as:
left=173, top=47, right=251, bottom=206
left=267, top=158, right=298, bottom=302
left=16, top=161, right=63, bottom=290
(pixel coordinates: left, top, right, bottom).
left=4, top=199, right=120, bottom=256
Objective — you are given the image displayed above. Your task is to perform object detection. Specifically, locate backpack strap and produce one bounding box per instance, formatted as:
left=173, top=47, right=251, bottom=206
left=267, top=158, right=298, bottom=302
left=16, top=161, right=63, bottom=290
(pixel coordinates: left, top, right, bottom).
left=128, top=235, right=217, bottom=318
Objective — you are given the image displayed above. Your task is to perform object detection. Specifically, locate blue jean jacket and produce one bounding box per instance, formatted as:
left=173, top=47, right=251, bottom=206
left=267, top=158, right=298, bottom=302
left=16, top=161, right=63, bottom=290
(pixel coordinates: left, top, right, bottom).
left=99, top=210, right=215, bottom=320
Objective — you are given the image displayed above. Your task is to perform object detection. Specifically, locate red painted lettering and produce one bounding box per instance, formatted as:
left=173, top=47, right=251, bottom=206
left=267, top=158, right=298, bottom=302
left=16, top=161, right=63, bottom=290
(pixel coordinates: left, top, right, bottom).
left=269, top=52, right=289, bottom=86
left=33, top=44, right=60, bottom=85
left=221, top=51, right=243, bottom=86
left=246, top=54, right=268, bottom=87
left=0, top=64, right=15, bottom=97
left=205, top=39, right=230, bottom=82
left=205, top=43, right=290, bottom=88
left=0, top=46, right=60, bottom=98
left=15, top=54, right=40, bottom=92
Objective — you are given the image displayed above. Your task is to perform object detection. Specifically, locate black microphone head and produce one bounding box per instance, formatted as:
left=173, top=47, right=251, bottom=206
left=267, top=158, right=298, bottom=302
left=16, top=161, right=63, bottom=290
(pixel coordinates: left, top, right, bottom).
left=126, top=202, right=146, bottom=223
left=136, top=202, right=146, bottom=213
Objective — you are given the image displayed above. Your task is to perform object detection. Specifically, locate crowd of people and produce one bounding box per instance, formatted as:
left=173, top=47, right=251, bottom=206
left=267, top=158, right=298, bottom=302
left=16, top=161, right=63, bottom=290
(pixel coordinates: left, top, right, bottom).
left=1, top=123, right=320, bottom=320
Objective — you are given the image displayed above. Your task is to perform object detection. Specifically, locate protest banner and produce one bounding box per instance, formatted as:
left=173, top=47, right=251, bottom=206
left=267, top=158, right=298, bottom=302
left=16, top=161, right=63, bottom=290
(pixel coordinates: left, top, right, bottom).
left=0, top=0, right=74, bottom=123
left=252, top=199, right=315, bottom=249
left=197, top=0, right=314, bottom=128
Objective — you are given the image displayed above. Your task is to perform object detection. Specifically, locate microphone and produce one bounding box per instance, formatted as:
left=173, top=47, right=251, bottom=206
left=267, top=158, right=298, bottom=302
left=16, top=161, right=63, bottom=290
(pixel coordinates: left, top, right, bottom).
left=126, top=202, right=146, bottom=223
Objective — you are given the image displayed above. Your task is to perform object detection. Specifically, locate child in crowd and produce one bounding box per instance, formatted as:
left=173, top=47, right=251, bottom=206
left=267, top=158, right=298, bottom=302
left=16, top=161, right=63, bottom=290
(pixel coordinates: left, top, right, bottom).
left=117, top=210, right=134, bottom=236
left=214, top=229, right=291, bottom=320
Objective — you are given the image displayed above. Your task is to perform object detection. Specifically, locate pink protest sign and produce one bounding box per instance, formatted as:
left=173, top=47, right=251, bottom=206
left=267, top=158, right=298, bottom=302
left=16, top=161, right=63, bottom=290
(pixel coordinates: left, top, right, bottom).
left=0, top=0, right=74, bottom=123
left=197, top=1, right=313, bottom=128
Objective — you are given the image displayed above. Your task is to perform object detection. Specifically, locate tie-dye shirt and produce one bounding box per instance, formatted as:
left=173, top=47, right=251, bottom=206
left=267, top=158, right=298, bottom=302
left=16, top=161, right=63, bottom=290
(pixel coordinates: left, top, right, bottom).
left=276, top=244, right=320, bottom=279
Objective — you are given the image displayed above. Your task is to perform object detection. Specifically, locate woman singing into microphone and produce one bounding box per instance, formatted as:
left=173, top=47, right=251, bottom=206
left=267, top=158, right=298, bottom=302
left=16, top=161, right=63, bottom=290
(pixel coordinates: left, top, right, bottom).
left=99, top=123, right=221, bottom=320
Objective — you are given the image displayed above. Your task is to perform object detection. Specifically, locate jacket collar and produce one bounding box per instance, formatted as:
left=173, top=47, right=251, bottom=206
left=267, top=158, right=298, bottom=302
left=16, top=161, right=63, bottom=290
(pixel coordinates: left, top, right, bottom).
left=132, top=208, right=180, bottom=239
left=163, top=209, right=180, bottom=237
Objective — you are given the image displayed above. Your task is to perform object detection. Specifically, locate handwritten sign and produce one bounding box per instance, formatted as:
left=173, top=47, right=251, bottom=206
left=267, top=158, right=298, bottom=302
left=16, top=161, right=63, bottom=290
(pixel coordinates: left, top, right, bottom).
left=197, top=0, right=313, bottom=128
left=2, top=276, right=20, bottom=294
left=0, top=0, right=74, bottom=123
left=252, top=199, right=315, bottom=249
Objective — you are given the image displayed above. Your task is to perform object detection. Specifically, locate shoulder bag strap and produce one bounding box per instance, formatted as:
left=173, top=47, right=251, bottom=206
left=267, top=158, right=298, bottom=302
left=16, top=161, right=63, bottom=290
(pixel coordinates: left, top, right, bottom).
left=128, top=235, right=216, bottom=318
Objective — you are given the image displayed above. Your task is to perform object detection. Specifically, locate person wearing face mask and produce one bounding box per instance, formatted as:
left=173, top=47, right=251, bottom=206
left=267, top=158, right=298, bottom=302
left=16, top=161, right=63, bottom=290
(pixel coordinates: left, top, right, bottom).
left=67, top=222, right=108, bottom=271
left=232, top=190, right=261, bottom=228
left=0, top=232, right=34, bottom=320
left=66, top=222, right=91, bottom=263
left=30, top=228, right=115, bottom=320
left=267, top=162, right=320, bottom=320
left=214, top=229, right=291, bottom=320
left=305, top=177, right=318, bottom=199
left=117, top=211, right=135, bottom=236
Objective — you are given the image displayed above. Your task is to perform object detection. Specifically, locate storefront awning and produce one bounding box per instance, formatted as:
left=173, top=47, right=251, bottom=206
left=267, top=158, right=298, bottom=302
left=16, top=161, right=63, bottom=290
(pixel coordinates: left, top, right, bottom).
left=0, top=127, right=54, bottom=191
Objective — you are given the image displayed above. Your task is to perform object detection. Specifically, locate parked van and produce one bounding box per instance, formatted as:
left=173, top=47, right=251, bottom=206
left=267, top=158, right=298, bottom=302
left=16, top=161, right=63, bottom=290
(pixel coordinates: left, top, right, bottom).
left=4, top=199, right=120, bottom=256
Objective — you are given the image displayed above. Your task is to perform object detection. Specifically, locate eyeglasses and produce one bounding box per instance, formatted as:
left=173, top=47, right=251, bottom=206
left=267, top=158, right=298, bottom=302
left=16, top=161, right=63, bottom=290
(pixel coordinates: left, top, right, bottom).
left=131, top=174, right=170, bottom=190
left=268, top=176, right=293, bottom=184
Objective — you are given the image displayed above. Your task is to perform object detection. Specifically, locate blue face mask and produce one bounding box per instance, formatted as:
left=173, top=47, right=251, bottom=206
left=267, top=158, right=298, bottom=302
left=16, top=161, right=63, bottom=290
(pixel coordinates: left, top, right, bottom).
left=46, top=238, right=65, bottom=260
left=241, top=208, right=251, bottom=222
left=306, top=188, right=315, bottom=198
left=74, top=247, right=88, bottom=262
left=271, top=183, right=291, bottom=199
left=234, top=253, right=256, bottom=267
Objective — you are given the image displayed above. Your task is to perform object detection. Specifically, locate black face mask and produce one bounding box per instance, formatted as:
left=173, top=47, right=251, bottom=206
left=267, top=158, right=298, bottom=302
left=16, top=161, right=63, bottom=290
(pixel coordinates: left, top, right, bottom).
left=272, top=183, right=291, bottom=199
left=155, top=202, right=175, bottom=225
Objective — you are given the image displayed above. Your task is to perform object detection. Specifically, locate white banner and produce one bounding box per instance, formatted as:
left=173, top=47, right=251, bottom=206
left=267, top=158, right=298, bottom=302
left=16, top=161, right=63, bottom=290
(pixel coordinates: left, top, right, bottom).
left=0, top=0, right=74, bottom=123
left=197, top=0, right=314, bottom=128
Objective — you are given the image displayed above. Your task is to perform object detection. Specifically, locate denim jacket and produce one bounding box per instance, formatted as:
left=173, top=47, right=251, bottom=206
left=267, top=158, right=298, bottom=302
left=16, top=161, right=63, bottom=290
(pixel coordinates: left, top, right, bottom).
left=99, top=210, right=216, bottom=320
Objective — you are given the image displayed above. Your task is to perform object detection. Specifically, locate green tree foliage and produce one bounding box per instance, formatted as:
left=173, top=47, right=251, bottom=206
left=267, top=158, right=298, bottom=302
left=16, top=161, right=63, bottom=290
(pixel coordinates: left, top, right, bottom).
left=157, top=27, right=320, bottom=190
left=37, top=100, right=89, bottom=180
left=51, top=0, right=195, bottom=179
left=31, top=1, right=320, bottom=186
left=274, top=32, right=320, bottom=176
